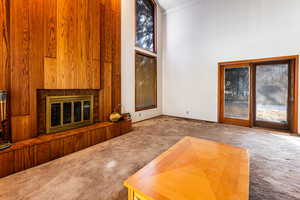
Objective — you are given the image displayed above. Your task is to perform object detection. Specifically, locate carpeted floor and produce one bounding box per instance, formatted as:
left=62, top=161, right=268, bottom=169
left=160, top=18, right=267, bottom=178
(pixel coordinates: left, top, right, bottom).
left=0, top=116, right=299, bottom=200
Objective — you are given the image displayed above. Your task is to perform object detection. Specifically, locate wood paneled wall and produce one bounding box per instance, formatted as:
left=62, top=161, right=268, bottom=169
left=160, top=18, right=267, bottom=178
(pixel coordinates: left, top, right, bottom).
left=0, top=0, right=9, bottom=91
left=0, top=0, right=121, bottom=142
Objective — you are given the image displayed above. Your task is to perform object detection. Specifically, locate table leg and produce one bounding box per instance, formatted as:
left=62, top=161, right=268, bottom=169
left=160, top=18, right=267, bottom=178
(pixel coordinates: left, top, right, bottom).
left=128, top=188, right=134, bottom=200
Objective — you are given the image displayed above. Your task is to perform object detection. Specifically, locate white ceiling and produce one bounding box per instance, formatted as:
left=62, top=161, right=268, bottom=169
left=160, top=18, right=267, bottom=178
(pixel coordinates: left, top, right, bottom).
left=156, top=0, right=191, bottom=10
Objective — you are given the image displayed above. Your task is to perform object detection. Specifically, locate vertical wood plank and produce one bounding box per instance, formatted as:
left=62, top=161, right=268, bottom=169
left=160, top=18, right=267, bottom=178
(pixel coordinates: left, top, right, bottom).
left=35, top=142, right=51, bottom=165
left=44, top=0, right=57, bottom=58
left=57, top=0, right=78, bottom=89
left=89, top=0, right=100, bottom=61
left=111, top=0, right=121, bottom=13
left=0, top=0, right=3, bottom=90
left=14, top=146, right=35, bottom=171
left=103, top=3, right=113, bottom=63
left=50, top=139, right=64, bottom=160
left=103, top=63, right=112, bottom=121
left=0, top=152, right=14, bottom=178
left=10, top=0, right=30, bottom=115
left=86, top=60, right=101, bottom=89
left=44, top=57, right=57, bottom=88
left=0, top=0, right=9, bottom=90
left=74, top=132, right=85, bottom=151
left=63, top=136, right=74, bottom=155
left=11, top=115, right=30, bottom=142
left=99, top=3, right=105, bottom=90
left=95, top=127, right=106, bottom=144
left=112, top=11, right=121, bottom=112
left=29, top=0, right=45, bottom=138
left=77, top=0, right=88, bottom=89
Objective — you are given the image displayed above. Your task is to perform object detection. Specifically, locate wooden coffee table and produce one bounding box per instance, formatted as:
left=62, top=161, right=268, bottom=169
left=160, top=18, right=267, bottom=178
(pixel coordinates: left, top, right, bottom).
left=124, top=136, right=249, bottom=200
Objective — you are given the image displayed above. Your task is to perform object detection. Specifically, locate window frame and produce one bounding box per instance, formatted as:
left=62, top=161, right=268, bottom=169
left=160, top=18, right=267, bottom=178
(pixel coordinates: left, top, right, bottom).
left=135, top=0, right=157, bottom=54
left=135, top=50, right=158, bottom=112
left=134, top=0, right=158, bottom=112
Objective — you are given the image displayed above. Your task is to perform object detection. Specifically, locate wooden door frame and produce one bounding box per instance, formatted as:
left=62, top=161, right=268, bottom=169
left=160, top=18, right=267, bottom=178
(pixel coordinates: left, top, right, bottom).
left=219, top=64, right=251, bottom=127
left=218, top=55, right=299, bottom=134
left=252, top=60, right=291, bottom=130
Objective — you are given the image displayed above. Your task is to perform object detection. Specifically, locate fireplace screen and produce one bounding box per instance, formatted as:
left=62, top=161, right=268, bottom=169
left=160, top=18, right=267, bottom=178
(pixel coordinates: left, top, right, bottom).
left=46, top=95, right=94, bottom=133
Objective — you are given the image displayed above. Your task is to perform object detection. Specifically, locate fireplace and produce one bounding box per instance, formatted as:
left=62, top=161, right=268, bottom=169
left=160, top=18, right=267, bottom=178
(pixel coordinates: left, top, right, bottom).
left=37, top=90, right=100, bottom=134
left=46, top=95, right=94, bottom=133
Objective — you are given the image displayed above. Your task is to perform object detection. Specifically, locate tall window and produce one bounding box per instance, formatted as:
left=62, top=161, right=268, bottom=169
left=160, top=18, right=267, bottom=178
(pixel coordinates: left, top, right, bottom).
left=135, top=0, right=157, bottom=111
left=136, top=0, right=156, bottom=52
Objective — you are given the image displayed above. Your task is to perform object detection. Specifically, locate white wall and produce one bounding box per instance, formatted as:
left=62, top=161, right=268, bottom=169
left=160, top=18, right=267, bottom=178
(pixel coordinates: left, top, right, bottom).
left=163, top=0, right=300, bottom=128
left=121, top=0, right=164, bottom=122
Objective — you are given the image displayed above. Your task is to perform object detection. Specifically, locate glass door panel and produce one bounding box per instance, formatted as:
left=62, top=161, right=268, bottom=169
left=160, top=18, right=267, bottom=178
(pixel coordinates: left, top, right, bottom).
left=255, top=63, right=290, bottom=129
left=224, top=67, right=249, bottom=120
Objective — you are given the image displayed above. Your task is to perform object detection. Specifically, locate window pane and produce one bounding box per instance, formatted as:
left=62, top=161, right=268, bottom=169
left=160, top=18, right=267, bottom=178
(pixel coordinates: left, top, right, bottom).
left=51, top=103, right=61, bottom=127
left=74, top=102, right=82, bottom=122
left=135, top=54, right=157, bottom=110
left=256, top=64, right=288, bottom=123
left=63, top=102, right=72, bottom=124
left=224, top=67, right=249, bottom=120
left=136, top=0, right=155, bottom=52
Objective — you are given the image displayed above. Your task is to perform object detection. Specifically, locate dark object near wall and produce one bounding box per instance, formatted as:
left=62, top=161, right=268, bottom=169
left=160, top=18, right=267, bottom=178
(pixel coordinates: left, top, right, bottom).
left=0, top=90, right=11, bottom=150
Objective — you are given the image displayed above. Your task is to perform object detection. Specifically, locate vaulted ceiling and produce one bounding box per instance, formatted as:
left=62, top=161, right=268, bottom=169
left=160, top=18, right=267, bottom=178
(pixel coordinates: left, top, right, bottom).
left=157, top=0, right=198, bottom=10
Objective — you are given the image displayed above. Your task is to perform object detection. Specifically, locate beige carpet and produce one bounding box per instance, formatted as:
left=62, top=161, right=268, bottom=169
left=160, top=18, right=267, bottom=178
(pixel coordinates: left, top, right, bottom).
left=0, top=116, right=299, bottom=200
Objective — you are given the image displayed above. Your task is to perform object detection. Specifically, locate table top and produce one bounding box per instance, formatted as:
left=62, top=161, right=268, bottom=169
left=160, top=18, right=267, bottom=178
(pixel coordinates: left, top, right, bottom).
left=124, top=136, right=249, bottom=200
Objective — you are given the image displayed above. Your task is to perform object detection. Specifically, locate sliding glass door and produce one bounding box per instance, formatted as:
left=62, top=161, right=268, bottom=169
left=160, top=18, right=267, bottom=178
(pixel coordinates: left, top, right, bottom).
left=219, top=57, right=297, bottom=132
left=220, top=64, right=251, bottom=126
left=253, top=62, right=291, bottom=130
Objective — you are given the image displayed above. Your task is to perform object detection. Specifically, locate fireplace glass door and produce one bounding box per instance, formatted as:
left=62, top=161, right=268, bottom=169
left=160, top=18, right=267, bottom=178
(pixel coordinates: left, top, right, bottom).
left=46, top=95, right=94, bottom=133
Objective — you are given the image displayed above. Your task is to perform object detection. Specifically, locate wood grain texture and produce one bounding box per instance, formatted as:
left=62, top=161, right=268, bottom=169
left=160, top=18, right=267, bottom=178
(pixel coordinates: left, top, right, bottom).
left=0, top=0, right=9, bottom=90
left=125, top=137, right=250, bottom=200
left=56, top=0, right=102, bottom=89
left=103, top=63, right=112, bottom=121
left=44, top=0, right=57, bottom=58
left=10, top=0, right=30, bottom=116
left=103, top=3, right=113, bottom=63
left=89, top=0, right=101, bottom=61
left=112, top=11, right=121, bottom=112
left=44, top=57, right=57, bottom=88
left=57, top=0, right=77, bottom=89
left=0, top=0, right=3, bottom=90
left=11, top=115, right=30, bottom=142
left=0, top=151, right=14, bottom=177
left=6, top=0, right=121, bottom=141
left=0, top=121, right=131, bottom=178
left=29, top=0, right=44, bottom=138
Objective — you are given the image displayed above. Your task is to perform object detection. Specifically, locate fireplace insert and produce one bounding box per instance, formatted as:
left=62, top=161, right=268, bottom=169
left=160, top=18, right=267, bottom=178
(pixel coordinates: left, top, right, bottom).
left=46, top=95, right=94, bottom=134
